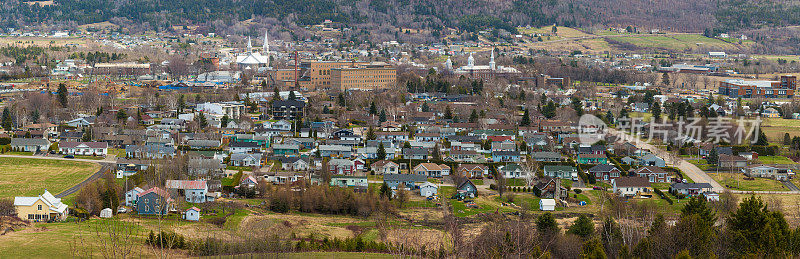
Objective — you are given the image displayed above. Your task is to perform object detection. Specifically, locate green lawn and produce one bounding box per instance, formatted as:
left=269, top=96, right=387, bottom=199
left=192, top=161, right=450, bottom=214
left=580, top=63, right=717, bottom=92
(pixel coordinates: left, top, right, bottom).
left=709, top=173, right=788, bottom=191
left=650, top=182, right=671, bottom=191
left=687, top=159, right=712, bottom=170
left=757, top=156, right=796, bottom=165
left=450, top=196, right=515, bottom=217
left=505, top=178, right=528, bottom=186
left=472, top=179, right=484, bottom=185
left=226, top=166, right=253, bottom=171
left=0, top=157, right=100, bottom=198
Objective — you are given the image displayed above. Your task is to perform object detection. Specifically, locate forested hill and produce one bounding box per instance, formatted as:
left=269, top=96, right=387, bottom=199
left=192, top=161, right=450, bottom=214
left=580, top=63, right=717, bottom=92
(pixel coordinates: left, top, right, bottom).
left=1, top=0, right=799, bottom=33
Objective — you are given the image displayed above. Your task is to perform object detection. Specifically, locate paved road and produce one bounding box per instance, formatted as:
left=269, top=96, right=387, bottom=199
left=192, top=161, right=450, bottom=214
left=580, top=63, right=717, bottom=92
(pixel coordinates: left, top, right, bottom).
left=782, top=180, right=800, bottom=192
left=55, top=164, right=111, bottom=198
left=608, top=128, right=725, bottom=192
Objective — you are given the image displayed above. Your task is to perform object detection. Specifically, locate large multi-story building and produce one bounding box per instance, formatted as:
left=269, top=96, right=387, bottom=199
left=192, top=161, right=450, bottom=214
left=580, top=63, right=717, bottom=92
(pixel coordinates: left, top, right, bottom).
left=331, top=62, right=397, bottom=91
left=718, top=75, right=797, bottom=98
left=303, top=60, right=366, bottom=89
left=272, top=100, right=305, bottom=120
left=196, top=101, right=245, bottom=119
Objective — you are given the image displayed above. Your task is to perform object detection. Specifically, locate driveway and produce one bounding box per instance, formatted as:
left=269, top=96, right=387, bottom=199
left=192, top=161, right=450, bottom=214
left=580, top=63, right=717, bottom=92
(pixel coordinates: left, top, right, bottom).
left=782, top=180, right=800, bottom=192
left=608, top=128, right=725, bottom=192
left=55, top=164, right=112, bottom=198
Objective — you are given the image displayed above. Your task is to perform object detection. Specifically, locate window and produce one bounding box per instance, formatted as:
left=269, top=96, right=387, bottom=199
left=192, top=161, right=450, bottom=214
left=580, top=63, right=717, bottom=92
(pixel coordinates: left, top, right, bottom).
left=38, top=205, right=42, bottom=210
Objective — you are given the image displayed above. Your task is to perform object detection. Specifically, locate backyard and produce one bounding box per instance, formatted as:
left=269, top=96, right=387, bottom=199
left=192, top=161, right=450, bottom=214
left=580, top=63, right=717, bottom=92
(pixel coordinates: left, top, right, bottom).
left=709, top=172, right=788, bottom=191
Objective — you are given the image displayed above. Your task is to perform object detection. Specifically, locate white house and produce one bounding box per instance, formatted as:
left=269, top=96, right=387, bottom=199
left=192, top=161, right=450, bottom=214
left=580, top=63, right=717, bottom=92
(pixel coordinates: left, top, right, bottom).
left=420, top=182, right=438, bottom=197
left=59, top=142, right=108, bottom=156
left=184, top=207, right=201, bottom=221
left=539, top=199, right=556, bottom=211
left=165, top=180, right=210, bottom=203
left=124, top=187, right=145, bottom=207
left=612, top=177, right=650, bottom=197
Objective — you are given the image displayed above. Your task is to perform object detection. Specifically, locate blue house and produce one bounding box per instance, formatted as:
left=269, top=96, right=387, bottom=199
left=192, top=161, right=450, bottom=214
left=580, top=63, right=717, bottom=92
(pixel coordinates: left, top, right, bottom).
left=272, top=144, right=300, bottom=155
left=492, top=151, right=521, bottom=162
left=136, top=187, right=174, bottom=215
left=455, top=179, right=477, bottom=199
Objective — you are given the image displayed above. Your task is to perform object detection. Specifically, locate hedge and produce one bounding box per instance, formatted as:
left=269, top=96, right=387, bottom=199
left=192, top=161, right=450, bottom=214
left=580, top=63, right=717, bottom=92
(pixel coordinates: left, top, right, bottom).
left=654, top=189, right=673, bottom=205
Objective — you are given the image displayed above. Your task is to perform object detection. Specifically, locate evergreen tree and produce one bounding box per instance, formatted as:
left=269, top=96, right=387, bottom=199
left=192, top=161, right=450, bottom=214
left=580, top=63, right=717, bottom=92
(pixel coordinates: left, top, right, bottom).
left=116, top=109, right=127, bottom=121
left=379, top=109, right=387, bottom=122
left=421, top=102, right=431, bottom=112
left=367, top=127, right=376, bottom=140
left=605, top=111, right=614, bottom=124
left=288, top=91, right=296, bottom=101
left=379, top=182, right=390, bottom=199
left=57, top=83, right=68, bottom=107
left=261, top=79, right=267, bottom=88
left=567, top=214, right=595, bottom=239
left=221, top=114, right=230, bottom=128
left=444, top=106, right=453, bottom=120
left=377, top=143, right=386, bottom=160
left=571, top=97, right=584, bottom=116
left=706, top=148, right=718, bottom=165
left=756, top=126, right=769, bottom=146
left=82, top=127, right=93, bottom=142
left=369, top=101, right=377, bottom=115
left=681, top=196, right=717, bottom=225
left=30, top=109, right=39, bottom=124
left=520, top=108, right=531, bottom=126
left=177, top=94, right=185, bottom=113
left=651, top=101, right=661, bottom=121
left=338, top=93, right=346, bottom=107
left=661, top=72, right=670, bottom=86
left=469, top=109, right=478, bottom=123
left=1, top=108, right=11, bottom=130
left=542, top=101, right=557, bottom=118
left=784, top=133, right=791, bottom=146
left=727, top=196, right=792, bottom=256
left=536, top=212, right=560, bottom=236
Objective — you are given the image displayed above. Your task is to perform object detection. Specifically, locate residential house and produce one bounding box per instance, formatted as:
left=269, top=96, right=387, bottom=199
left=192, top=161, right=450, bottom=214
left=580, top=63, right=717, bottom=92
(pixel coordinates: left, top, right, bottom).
left=413, top=163, right=450, bottom=177
left=450, top=150, right=483, bottom=162
left=358, top=146, right=396, bottom=160
left=165, top=180, right=211, bottom=203
left=578, top=144, right=606, bottom=155
left=534, top=177, right=568, bottom=199
left=491, top=141, right=516, bottom=152
left=230, top=153, right=263, bottom=167
left=669, top=183, right=713, bottom=197
left=456, top=179, right=477, bottom=198
left=634, top=166, right=671, bottom=183
left=10, top=138, right=50, bottom=153
left=319, top=145, right=352, bottom=157
left=498, top=163, right=524, bottom=179
left=639, top=154, right=665, bottom=167
left=272, top=144, right=300, bottom=156
left=719, top=154, right=748, bottom=169
left=612, top=177, right=650, bottom=197
left=402, top=148, right=430, bottom=160
left=420, top=182, right=438, bottom=197
left=371, top=160, right=400, bottom=174
left=458, top=164, right=490, bottom=178
left=136, top=187, right=174, bottom=215
left=384, top=174, right=428, bottom=190
left=743, top=165, right=791, bottom=181
left=265, top=171, right=305, bottom=185
left=14, top=190, right=69, bottom=222
left=58, top=142, right=108, bottom=156
left=125, top=187, right=145, bottom=207
left=543, top=165, right=578, bottom=180
left=587, top=164, right=622, bottom=182
left=125, top=145, right=175, bottom=159
left=330, top=175, right=368, bottom=188
left=376, top=131, right=409, bottom=143
left=275, top=156, right=309, bottom=171
left=530, top=151, right=562, bottom=162
left=578, top=153, right=608, bottom=164
left=492, top=151, right=522, bottom=162
left=239, top=176, right=259, bottom=188
left=329, top=159, right=356, bottom=175
left=229, top=141, right=261, bottom=153
left=187, top=139, right=221, bottom=149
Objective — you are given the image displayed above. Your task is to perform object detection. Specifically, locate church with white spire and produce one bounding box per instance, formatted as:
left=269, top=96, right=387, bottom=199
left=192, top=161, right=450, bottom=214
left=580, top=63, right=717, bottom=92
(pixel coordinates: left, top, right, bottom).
left=236, top=31, right=271, bottom=72
left=444, top=49, right=519, bottom=79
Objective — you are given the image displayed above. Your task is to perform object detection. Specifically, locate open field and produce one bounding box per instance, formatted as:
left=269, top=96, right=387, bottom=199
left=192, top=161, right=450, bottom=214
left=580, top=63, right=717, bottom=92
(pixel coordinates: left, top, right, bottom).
left=610, top=34, right=739, bottom=51
left=0, top=157, right=100, bottom=198
left=762, top=118, right=800, bottom=142
left=709, top=172, right=788, bottom=191
left=757, top=156, right=797, bottom=164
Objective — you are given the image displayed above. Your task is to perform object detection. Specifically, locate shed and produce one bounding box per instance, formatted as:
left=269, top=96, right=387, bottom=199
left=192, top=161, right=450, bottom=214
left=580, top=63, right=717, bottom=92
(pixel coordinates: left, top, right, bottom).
left=419, top=182, right=438, bottom=197
left=184, top=207, right=201, bottom=221
left=99, top=208, right=113, bottom=218
left=539, top=199, right=556, bottom=211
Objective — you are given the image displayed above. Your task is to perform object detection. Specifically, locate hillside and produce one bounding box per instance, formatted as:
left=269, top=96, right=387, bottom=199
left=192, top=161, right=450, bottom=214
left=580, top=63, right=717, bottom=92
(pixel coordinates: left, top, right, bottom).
left=1, top=0, right=799, bottom=34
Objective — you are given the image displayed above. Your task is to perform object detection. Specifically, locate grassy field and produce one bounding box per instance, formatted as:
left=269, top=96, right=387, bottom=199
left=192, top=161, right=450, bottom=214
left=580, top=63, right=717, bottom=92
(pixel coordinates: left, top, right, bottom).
left=610, top=34, right=737, bottom=51
left=762, top=118, right=800, bottom=142
left=757, top=156, right=797, bottom=164
left=709, top=172, right=788, bottom=191
left=0, top=157, right=100, bottom=198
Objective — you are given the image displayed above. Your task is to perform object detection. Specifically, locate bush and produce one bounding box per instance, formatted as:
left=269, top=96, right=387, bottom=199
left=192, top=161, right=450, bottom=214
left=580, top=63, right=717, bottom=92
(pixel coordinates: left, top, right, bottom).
left=489, top=184, right=496, bottom=190
left=654, top=189, right=673, bottom=205
left=573, top=189, right=582, bottom=194
left=147, top=230, right=187, bottom=249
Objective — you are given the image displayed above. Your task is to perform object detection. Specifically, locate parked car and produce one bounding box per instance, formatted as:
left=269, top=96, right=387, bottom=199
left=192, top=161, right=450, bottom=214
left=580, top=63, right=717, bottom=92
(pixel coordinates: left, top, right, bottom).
left=63, top=155, right=74, bottom=159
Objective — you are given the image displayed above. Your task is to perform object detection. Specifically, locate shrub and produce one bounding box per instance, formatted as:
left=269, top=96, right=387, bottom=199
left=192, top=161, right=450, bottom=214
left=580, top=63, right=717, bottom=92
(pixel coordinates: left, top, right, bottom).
left=574, top=189, right=582, bottom=194
left=489, top=184, right=496, bottom=190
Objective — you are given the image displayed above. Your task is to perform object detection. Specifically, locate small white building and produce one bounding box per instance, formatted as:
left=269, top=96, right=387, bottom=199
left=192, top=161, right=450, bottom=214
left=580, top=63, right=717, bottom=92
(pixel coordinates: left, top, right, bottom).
left=420, top=182, right=438, bottom=197
left=184, top=207, right=201, bottom=221
left=99, top=208, right=113, bottom=218
left=539, top=199, right=556, bottom=211
left=58, top=142, right=108, bottom=156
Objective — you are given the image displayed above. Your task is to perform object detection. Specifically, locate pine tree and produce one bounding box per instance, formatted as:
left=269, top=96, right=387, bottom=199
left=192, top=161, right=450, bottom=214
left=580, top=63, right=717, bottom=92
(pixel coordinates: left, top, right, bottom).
left=651, top=101, right=661, bottom=121
left=369, top=101, right=377, bottom=115
left=1, top=108, right=11, bottom=130
left=377, top=143, right=386, bottom=160
left=706, top=148, right=718, bottom=165
left=444, top=106, right=453, bottom=120
left=288, top=91, right=296, bottom=101
left=567, top=214, right=595, bottom=239
left=605, top=111, right=614, bottom=124
left=469, top=109, right=478, bottom=123
left=116, top=109, right=127, bottom=121
left=661, top=72, right=670, bottom=86
left=221, top=114, right=230, bottom=128
left=30, top=109, right=39, bottom=124
left=57, top=83, right=68, bottom=107
left=177, top=94, right=185, bottom=113
left=379, top=109, right=387, bottom=122
left=338, top=93, right=346, bottom=107
left=520, top=108, right=531, bottom=126
left=784, top=133, right=791, bottom=146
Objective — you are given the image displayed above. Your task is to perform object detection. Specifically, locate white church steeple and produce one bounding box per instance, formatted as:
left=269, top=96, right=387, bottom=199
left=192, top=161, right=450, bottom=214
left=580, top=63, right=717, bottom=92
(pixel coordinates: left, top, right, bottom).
left=263, top=31, right=270, bottom=53
left=489, top=49, right=496, bottom=70
left=467, top=52, right=475, bottom=67
left=247, top=36, right=253, bottom=53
